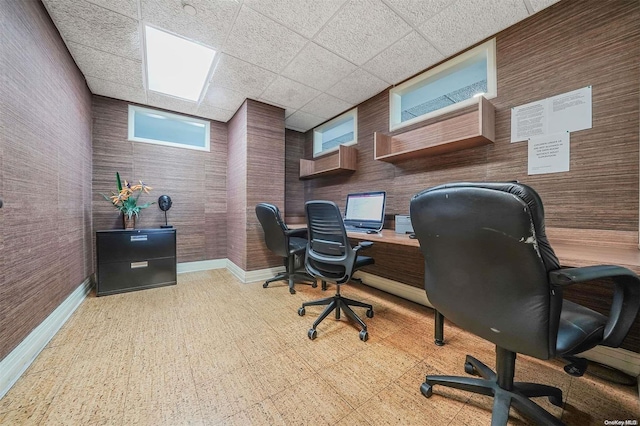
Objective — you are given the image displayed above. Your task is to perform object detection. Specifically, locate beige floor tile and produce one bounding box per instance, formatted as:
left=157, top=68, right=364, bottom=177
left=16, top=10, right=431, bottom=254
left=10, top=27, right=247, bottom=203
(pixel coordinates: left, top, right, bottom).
left=334, top=409, right=373, bottom=426
left=248, top=349, right=315, bottom=398
left=0, top=401, right=50, bottom=426
left=216, top=398, right=286, bottom=426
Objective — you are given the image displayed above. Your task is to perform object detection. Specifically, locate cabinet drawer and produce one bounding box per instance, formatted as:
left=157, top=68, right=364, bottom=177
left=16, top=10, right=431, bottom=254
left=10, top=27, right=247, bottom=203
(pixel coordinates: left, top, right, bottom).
left=96, top=257, right=177, bottom=296
left=97, top=230, right=176, bottom=263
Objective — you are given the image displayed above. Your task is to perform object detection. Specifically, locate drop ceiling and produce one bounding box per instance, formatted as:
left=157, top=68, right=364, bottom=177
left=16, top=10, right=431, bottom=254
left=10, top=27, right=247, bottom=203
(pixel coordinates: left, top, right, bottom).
left=42, top=0, right=560, bottom=132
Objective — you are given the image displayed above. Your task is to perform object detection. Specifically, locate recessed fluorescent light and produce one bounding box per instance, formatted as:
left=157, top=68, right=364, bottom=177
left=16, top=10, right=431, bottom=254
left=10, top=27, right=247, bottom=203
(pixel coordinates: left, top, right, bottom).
left=144, top=25, right=216, bottom=102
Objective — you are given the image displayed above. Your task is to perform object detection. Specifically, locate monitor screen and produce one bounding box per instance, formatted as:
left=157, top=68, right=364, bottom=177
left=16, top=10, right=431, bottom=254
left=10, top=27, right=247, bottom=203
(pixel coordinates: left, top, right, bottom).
left=344, top=191, right=386, bottom=225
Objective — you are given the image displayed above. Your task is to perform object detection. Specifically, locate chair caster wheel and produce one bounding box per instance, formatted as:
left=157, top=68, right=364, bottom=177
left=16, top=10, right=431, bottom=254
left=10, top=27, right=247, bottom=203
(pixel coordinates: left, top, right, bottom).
left=464, top=362, right=478, bottom=376
left=420, top=383, right=433, bottom=398
left=563, top=363, right=586, bottom=377
left=548, top=395, right=563, bottom=407
left=263, top=282, right=269, bottom=288
left=359, top=330, right=368, bottom=342
left=321, top=282, right=327, bottom=291
left=298, top=307, right=305, bottom=316
left=311, top=282, right=318, bottom=288
left=308, top=329, right=317, bottom=340
left=434, top=339, right=445, bottom=346
left=289, top=288, right=296, bottom=295
left=366, top=309, right=374, bottom=318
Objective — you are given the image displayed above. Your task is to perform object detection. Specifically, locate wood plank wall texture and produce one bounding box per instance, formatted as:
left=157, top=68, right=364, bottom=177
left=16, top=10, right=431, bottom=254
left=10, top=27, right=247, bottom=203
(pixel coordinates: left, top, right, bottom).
left=0, top=1, right=93, bottom=360
left=92, top=97, right=228, bottom=263
left=296, top=0, right=639, bottom=231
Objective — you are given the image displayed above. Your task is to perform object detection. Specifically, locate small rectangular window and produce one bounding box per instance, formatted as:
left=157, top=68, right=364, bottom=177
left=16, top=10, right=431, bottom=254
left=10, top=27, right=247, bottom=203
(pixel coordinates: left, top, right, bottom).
left=313, top=108, right=357, bottom=157
left=390, top=39, right=496, bottom=131
left=128, top=105, right=210, bottom=151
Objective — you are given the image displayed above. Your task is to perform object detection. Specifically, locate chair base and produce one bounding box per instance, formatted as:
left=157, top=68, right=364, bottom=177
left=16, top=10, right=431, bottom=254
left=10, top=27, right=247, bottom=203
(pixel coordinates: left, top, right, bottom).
left=421, top=352, right=564, bottom=426
left=264, top=271, right=316, bottom=294
left=299, top=292, right=373, bottom=341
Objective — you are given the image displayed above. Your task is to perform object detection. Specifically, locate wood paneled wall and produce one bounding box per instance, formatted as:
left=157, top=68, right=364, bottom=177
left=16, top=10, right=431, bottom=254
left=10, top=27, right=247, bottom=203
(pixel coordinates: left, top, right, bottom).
left=299, top=0, right=639, bottom=232
left=245, top=101, right=285, bottom=271
left=284, top=129, right=306, bottom=223
left=226, top=102, right=248, bottom=269
left=0, top=1, right=93, bottom=360
left=92, top=96, right=228, bottom=263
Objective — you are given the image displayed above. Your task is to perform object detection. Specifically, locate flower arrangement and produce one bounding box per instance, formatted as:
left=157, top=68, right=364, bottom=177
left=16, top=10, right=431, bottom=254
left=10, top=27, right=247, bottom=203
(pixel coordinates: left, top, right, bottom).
left=102, top=172, right=154, bottom=222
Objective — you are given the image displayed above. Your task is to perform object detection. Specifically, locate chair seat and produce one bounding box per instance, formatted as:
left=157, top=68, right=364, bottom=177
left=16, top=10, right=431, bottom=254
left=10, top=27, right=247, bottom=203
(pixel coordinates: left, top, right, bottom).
left=288, top=236, right=307, bottom=255
left=556, top=300, right=607, bottom=355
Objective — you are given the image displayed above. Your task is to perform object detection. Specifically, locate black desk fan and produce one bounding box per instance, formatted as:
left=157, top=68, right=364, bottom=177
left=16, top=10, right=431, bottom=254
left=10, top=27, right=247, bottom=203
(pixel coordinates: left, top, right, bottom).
left=158, top=195, right=173, bottom=228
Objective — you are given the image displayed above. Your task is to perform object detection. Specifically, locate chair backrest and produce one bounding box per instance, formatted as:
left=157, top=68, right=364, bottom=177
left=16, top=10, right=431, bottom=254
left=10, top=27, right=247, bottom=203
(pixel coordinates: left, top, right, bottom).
left=255, top=203, right=288, bottom=258
left=305, top=200, right=357, bottom=284
left=410, top=182, right=562, bottom=359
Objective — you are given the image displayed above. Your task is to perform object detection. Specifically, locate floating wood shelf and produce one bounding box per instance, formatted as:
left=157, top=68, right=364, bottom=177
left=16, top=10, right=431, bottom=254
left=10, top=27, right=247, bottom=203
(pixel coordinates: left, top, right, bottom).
left=299, top=145, right=357, bottom=180
left=374, top=96, right=495, bottom=163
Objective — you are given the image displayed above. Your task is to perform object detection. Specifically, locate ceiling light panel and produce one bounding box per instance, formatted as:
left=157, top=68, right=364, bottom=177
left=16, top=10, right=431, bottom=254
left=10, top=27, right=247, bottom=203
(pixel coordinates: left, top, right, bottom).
left=144, top=25, right=216, bottom=101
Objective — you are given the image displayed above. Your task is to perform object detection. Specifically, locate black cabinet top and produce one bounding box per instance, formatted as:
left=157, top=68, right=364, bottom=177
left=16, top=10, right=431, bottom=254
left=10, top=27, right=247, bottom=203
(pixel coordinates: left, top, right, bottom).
left=96, top=228, right=176, bottom=235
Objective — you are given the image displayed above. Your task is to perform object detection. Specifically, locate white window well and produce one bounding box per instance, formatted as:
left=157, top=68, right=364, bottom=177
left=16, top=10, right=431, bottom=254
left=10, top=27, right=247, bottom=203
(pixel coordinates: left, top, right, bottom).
left=128, top=105, right=210, bottom=151
left=389, top=39, right=496, bottom=131
left=313, top=108, right=357, bottom=158
left=144, top=25, right=216, bottom=102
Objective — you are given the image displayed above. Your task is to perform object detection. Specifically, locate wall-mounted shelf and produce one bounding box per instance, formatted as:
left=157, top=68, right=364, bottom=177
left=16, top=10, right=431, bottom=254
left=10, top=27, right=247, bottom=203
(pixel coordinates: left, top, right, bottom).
left=374, top=96, right=495, bottom=163
left=299, top=145, right=357, bottom=180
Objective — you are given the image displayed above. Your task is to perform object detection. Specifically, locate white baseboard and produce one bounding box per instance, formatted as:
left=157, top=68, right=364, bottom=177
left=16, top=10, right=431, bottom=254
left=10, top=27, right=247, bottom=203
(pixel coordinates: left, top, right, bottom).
left=354, top=271, right=434, bottom=308
left=177, top=259, right=226, bottom=274
left=224, top=259, right=284, bottom=283
left=0, top=278, right=92, bottom=399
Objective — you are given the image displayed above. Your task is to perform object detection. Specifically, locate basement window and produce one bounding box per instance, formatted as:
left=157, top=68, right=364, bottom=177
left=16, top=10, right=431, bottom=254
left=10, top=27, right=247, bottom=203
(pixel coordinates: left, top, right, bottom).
left=313, top=108, right=357, bottom=157
left=128, top=105, right=210, bottom=151
left=389, top=38, right=496, bottom=131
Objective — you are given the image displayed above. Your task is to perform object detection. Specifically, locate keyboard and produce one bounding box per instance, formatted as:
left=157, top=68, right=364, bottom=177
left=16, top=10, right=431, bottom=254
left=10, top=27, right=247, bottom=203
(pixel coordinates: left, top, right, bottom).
left=345, top=226, right=376, bottom=233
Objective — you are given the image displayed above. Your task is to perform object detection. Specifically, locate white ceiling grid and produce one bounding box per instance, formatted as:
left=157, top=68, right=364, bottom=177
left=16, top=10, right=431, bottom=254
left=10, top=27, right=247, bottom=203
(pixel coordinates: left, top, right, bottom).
left=42, top=0, right=561, bottom=132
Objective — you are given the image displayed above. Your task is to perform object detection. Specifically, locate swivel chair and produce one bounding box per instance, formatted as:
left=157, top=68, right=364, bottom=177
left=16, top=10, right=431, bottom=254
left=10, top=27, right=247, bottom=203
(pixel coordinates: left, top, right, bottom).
left=298, top=201, right=375, bottom=341
left=255, top=203, right=316, bottom=294
left=409, top=182, right=640, bottom=426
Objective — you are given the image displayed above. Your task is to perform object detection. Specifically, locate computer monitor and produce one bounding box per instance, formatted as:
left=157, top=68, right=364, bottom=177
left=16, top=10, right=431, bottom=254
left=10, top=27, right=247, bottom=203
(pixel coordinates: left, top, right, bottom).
left=344, top=191, right=386, bottom=231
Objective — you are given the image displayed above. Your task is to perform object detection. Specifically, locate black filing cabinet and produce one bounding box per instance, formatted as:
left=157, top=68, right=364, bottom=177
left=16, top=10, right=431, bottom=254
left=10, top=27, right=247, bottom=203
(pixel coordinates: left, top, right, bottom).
left=96, top=228, right=177, bottom=296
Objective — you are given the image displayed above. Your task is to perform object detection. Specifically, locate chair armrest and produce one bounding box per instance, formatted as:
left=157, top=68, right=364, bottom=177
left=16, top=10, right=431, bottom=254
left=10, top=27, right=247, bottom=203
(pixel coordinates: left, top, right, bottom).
left=550, top=265, right=640, bottom=347
left=285, top=227, right=308, bottom=239
left=355, top=241, right=373, bottom=252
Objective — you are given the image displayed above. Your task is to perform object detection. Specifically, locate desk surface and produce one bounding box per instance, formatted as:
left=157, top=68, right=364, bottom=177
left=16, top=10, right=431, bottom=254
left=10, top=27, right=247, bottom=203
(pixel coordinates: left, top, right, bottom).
left=291, top=225, right=640, bottom=274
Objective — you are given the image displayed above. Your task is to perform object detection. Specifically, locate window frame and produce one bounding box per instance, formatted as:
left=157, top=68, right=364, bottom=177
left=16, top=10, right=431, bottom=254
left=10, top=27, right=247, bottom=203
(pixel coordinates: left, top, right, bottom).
left=389, top=38, right=496, bottom=132
left=127, top=104, right=211, bottom=152
left=312, top=108, right=358, bottom=158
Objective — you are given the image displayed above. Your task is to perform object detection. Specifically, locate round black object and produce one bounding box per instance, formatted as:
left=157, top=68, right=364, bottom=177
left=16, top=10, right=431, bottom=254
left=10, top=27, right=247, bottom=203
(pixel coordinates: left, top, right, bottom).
left=158, top=195, right=172, bottom=211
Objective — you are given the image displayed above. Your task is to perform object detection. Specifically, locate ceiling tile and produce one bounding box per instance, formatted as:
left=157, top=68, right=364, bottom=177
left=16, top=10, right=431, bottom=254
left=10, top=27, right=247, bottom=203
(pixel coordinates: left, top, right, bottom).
left=285, top=110, right=326, bottom=132
left=86, top=0, right=138, bottom=19
left=281, top=43, right=357, bottom=91
left=87, top=77, right=147, bottom=104
left=140, top=0, right=239, bottom=50
left=42, top=0, right=140, bottom=60
left=301, top=94, right=353, bottom=120
left=419, top=0, right=529, bottom=57
left=326, top=68, right=388, bottom=105
left=363, top=31, right=444, bottom=85
left=67, top=42, right=143, bottom=88
left=196, top=104, right=236, bottom=122
left=147, top=92, right=198, bottom=116
left=259, top=76, right=320, bottom=110
left=313, top=0, right=411, bottom=66
left=209, top=54, right=277, bottom=99
left=203, top=86, right=247, bottom=112
left=243, top=0, right=347, bottom=39
left=528, top=0, right=561, bottom=12
left=223, top=5, right=308, bottom=73
left=382, top=0, right=451, bottom=27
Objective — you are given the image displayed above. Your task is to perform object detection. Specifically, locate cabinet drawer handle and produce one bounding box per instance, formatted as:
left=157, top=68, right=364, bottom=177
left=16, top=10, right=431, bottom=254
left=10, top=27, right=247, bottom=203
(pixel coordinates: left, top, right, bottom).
left=131, top=261, right=148, bottom=269
left=130, top=235, right=148, bottom=242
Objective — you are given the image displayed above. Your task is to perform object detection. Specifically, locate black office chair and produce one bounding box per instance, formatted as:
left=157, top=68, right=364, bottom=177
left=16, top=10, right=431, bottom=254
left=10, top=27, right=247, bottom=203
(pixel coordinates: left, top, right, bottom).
left=297, top=200, right=375, bottom=341
left=409, top=182, right=640, bottom=426
left=255, top=203, right=317, bottom=294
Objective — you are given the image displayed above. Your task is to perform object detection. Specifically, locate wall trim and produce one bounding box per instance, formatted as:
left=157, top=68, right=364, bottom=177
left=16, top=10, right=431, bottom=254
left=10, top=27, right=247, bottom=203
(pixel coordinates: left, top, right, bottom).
left=177, top=259, right=227, bottom=274
left=225, top=259, right=284, bottom=283
left=0, top=277, right=92, bottom=399
left=354, top=271, right=433, bottom=308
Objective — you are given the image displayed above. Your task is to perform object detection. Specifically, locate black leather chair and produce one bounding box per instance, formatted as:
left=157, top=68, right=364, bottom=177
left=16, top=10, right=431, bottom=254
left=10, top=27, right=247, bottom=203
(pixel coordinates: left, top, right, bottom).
left=255, top=203, right=316, bottom=294
left=297, top=200, right=375, bottom=341
left=409, top=182, right=640, bottom=426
